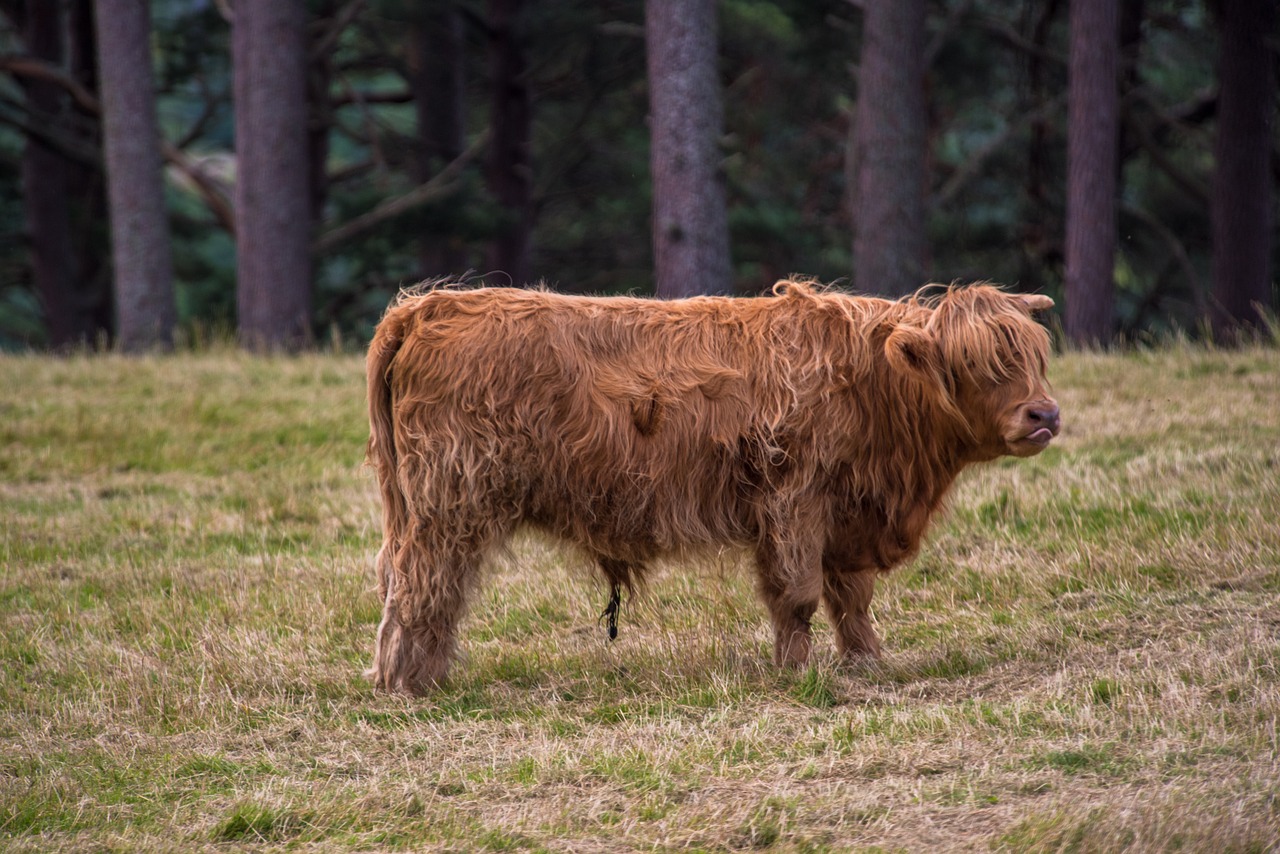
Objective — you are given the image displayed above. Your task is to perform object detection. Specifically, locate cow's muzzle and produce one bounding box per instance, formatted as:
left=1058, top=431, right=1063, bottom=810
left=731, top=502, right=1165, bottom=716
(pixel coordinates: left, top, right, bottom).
left=1017, top=401, right=1061, bottom=448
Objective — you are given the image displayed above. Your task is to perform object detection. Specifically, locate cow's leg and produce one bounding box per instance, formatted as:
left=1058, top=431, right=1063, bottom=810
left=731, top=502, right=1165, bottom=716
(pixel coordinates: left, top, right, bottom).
left=822, top=566, right=881, bottom=659
left=754, top=511, right=824, bottom=668
left=759, top=575, right=820, bottom=668
left=370, top=537, right=481, bottom=695
left=369, top=540, right=399, bottom=680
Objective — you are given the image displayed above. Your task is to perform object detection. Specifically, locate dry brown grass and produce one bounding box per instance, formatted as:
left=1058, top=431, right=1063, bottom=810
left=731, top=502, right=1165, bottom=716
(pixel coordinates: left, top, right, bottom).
left=2, top=344, right=1278, bottom=851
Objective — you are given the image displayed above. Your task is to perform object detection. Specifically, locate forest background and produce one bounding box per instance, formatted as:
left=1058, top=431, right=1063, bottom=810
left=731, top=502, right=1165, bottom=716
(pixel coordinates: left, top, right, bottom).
left=0, top=0, right=1276, bottom=351
left=3, top=4, right=1279, bottom=847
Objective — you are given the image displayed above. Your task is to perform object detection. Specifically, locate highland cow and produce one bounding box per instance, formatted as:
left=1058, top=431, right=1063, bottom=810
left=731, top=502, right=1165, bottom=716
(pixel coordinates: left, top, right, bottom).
left=365, top=281, right=1059, bottom=694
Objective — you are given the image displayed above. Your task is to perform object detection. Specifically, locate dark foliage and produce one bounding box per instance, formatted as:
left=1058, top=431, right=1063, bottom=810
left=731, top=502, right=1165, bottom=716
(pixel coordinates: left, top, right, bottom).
left=0, top=0, right=1274, bottom=348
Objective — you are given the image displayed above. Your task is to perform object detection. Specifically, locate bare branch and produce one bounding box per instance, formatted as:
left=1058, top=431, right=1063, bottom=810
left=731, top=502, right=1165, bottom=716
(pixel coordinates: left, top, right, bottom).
left=976, top=16, right=1066, bottom=65
left=311, top=0, right=366, bottom=60
left=0, top=54, right=99, bottom=112
left=599, top=21, right=645, bottom=39
left=0, top=95, right=101, bottom=165
left=1164, top=86, right=1217, bottom=125
left=0, top=56, right=235, bottom=232
left=314, top=130, right=488, bottom=255
left=328, top=157, right=376, bottom=185
left=161, top=143, right=236, bottom=235
left=932, top=94, right=1065, bottom=208
left=1128, top=87, right=1214, bottom=146
left=213, top=0, right=233, bottom=25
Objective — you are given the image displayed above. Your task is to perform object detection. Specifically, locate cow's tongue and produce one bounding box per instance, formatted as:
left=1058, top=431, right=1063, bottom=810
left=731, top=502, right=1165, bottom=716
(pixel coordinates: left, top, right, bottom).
left=1027, top=428, right=1053, bottom=443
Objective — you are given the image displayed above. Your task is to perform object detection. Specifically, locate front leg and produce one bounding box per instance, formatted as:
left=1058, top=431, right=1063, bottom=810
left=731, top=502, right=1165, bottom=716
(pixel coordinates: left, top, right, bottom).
left=822, top=565, right=881, bottom=659
left=758, top=574, right=820, bottom=667
left=754, top=499, right=825, bottom=668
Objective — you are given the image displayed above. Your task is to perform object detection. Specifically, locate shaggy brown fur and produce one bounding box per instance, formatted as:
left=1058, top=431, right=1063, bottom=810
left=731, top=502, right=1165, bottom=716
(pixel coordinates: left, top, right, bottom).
left=365, top=280, right=1059, bottom=694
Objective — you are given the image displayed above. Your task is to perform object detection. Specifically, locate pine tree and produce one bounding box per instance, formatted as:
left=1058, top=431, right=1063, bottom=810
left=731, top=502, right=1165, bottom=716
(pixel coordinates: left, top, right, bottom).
left=94, top=0, right=175, bottom=351
left=645, top=0, right=731, bottom=298
left=1210, top=0, right=1277, bottom=338
left=851, top=0, right=928, bottom=297
left=233, top=0, right=312, bottom=349
left=1064, top=0, right=1119, bottom=345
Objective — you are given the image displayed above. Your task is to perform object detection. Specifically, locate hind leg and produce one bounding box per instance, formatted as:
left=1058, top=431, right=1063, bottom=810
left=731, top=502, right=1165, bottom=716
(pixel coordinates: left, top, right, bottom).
left=822, top=564, right=881, bottom=659
left=369, top=537, right=481, bottom=695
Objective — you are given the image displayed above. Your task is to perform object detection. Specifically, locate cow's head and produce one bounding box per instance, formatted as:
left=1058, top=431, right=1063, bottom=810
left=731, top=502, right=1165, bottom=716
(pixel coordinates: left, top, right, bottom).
left=885, top=286, right=1060, bottom=460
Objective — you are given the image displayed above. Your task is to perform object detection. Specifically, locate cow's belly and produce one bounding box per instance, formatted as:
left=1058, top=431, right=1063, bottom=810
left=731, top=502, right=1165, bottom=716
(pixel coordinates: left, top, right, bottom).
left=520, top=465, right=758, bottom=562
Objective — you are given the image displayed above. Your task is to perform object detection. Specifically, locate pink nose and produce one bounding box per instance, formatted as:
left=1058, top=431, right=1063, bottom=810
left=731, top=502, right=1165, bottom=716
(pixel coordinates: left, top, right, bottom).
left=1025, top=402, right=1061, bottom=435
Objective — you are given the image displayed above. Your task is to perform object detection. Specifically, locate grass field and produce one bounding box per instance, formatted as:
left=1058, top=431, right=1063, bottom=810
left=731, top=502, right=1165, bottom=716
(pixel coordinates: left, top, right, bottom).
left=2, top=344, right=1279, bottom=852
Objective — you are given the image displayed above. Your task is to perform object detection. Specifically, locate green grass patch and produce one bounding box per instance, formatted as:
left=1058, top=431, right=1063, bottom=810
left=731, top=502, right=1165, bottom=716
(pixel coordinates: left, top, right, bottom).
left=212, top=801, right=314, bottom=842
left=2, top=347, right=1279, bottom=851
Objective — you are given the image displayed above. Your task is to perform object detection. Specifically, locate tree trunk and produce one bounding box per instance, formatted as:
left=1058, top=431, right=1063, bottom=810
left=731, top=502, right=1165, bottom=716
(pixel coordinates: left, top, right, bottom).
left=645, top=0, right=731, bottom=298
left=15, top=0, right=110, bottom=348
left=1019, top=0, right=1063, bottom=295
left=485, top=0, right=533, bottom=287
left=1064, top=0, right=1119, bottom=346
left=93, top=0, right=175, bottom=351
left=20, top=0, right=77, bottom=347
left=234, top=0, right=313, bottom=350
left=409, top=1, right=467, bottom=279
left=1210, top=0, right=1277, bottom=338
left=308, top=3, right=334, bottom=224
left=851, top=0, right=928, bottom=298
left=68, top=0, right=114, bottom=340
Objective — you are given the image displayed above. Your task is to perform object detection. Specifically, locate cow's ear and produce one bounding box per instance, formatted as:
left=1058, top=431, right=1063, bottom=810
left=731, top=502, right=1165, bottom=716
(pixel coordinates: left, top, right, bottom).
left=884, top=324, right=944, bottom=388
left=1018, top=294, right=1054, bottom=314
